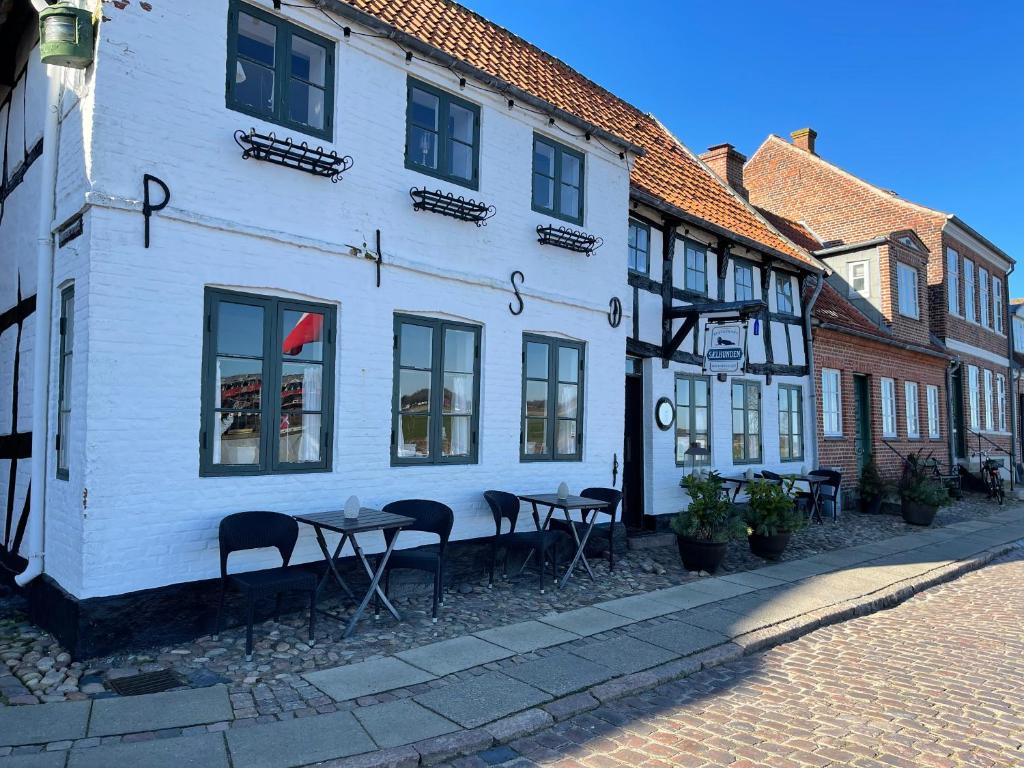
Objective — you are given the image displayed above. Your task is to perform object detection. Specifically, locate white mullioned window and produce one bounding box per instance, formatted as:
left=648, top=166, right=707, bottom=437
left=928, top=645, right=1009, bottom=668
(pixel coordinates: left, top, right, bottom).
left=946, top=247, right=959, bottom=314
left=881, top=378, right=897, bottom=438
left=997, top=374, right=1007, bottom=432
left=968, top=365, right=979, bottom=431
left=993, top=276, right=1004, bottom=334
left=964, top=260, right=976, bottom=321
left=984, top=369, right=994, bottom=431
left=904, top=382, right=920, bottom=438
left=979, top=267, right=990, bottom=327
left=1015, top=317, right=1024, bottom=353
left=848, top=260, right=869, bottom=296
left=926, top=384, right=940, bottom=439
left=897, top=263, right=919, bottom=318
left=822, top=369, right=841, bottom=436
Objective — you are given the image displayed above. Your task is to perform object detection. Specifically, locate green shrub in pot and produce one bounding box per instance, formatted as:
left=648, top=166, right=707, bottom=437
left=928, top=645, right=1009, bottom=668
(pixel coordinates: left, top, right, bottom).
left=743, top=478, right=805, bottom=559
left=898, top=453, right=950, bottom=526
left=672, top=472, right=743, bottom=572
left=856, top=456, right=889, bottom=514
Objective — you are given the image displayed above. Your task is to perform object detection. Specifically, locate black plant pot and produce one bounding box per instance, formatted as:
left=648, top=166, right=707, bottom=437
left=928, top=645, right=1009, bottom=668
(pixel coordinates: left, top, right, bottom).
left=901, top=499, right=937, bottom=526
left=676, top=535, right=728, bottom=573
left=748, top=531, right=792, bottom=560
left=859, top=494, right=883, bottom=515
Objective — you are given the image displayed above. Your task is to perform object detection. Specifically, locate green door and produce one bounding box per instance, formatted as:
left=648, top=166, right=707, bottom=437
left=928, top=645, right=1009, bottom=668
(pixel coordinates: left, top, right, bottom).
left=951, top=367, right=965, bottom=459
left=853, top=375, right=872, bottom=473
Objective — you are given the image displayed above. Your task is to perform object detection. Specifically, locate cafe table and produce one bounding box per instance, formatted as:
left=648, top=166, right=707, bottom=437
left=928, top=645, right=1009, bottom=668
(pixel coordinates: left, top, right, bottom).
left=721, top=473, right=828, bottom=523
left=294, top=508, right=414, bottom=639
left=516, top=493, right=610, bottom=589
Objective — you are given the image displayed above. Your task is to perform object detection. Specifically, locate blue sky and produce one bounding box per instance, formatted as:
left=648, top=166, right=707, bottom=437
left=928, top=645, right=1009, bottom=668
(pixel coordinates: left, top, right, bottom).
left=461, top=0, right=1024, bottom=293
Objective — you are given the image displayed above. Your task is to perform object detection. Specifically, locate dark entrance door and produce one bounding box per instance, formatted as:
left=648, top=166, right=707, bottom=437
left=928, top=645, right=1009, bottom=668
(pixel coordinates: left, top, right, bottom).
left=623, top=358, right=645, bottom=529
left=951, top=367, right=966, bottom=459
left=853, top=375, right=872, bottom=473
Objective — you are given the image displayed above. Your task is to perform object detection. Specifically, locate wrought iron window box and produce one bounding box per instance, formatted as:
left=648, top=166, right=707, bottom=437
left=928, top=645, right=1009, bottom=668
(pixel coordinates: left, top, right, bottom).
left=536, top=224, right=603, bottom=256
left=234, top=129, right=354, bottom=182
left=409, top=187, right=496, bottom=226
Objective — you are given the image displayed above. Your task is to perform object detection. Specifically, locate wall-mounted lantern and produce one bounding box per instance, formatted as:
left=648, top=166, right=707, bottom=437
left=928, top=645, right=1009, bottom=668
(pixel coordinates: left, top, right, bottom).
left=39, top=2, right=95, bottom=69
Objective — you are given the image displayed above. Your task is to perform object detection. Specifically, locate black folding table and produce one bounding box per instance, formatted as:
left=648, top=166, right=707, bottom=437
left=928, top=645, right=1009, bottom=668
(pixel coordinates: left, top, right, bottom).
left=516, top=493, right=610, bottom=589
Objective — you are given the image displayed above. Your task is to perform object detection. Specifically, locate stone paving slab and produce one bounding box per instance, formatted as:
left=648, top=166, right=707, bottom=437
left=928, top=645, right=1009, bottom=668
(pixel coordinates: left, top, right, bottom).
left=535, top=606, right=633, bottom=636
left=567, top=637, right=678, bottom=675
left=716, top=571, right=789, bottom=589
left=473, top=620, right=578, bottom=654
left=592, top=593, right=679, bottom=620
left=413, top=672, right=550, bottom=729
left=0, top=700, right=90, bottom=746
left=0, top=753, right=67, bottom=768
left=67, top=732, right=229, bottom=768
left=627, top=620, right=728, bottom=657
left=226, top=711, right=374, bottom=768
left=396, top=636, right=512, bottom=677
left=647, top=584, right=723, bottom=611
left=755, top=558, right=836, bottom=582
left=88, top=685, right=232, bottom=737
left=682, top=577, right=753, bottom=600
left=353, top=699, right=459, bottom=749
left=303, top=656, right=436, bottom=702
left=667, top=605, right=761, bottom=636
left=502, top=651, right=615, bottom=696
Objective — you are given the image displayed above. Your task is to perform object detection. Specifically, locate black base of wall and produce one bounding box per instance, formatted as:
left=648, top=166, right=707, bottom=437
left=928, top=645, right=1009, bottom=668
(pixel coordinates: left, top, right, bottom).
left=22, top=526, right=628, bottom=659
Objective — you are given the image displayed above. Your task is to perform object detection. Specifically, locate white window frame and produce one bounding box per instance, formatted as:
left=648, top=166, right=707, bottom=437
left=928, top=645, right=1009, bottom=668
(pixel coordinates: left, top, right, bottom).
left=926, top=384, right=940, bottom=439
left=997, top=374, right=1007, bottom=432
left=880, top=378, right=897, bottom=438
left=821, top=368, right=842, bottom=436
left=979, top=267, right=990, bottom=328
left=964, top=260, right=976, bottom=322
left=946, top=247, right=959, bottom=315
left=1015, top=317, right=1024, bottom=354
left=848, top=260, right=869, bottom=297
left=968, top=365, right=979, bottom=431
left=993, top=276, right=1003, bottom=334
left=983, top=368, right=993, bottom=431
left=896, top=263, right=919, bottom=319
left=904, top=381, right=920, bottom=438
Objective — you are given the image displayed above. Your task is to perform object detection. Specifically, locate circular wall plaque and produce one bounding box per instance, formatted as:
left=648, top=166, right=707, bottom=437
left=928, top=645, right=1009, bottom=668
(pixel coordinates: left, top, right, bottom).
left=655, top=397, right=674, bottom=430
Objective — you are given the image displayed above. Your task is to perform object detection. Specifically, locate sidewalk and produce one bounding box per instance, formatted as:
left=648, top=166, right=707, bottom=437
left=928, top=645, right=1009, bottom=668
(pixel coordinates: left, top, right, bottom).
left=2, top=509, right=1023, bottom=768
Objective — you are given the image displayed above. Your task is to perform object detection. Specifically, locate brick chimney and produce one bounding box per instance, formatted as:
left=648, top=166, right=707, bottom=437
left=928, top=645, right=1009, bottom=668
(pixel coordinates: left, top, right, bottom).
left=791, top=127, right=817, bottom=154
left=699, top=143, right=747, bottom=198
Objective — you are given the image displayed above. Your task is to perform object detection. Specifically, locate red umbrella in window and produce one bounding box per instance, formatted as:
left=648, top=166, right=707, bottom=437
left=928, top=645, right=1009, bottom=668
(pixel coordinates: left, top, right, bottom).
left=282, top=312, right=323, bottom=355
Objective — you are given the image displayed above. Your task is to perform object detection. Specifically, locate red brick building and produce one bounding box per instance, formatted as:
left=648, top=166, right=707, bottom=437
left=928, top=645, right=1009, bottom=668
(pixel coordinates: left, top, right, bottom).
left=743, top=130, right=1015, bottom=487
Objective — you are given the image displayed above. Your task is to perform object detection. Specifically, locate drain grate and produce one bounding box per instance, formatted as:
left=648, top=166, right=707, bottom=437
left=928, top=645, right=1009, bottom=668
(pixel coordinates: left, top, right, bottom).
left=108, top=669, right=184, bottom=696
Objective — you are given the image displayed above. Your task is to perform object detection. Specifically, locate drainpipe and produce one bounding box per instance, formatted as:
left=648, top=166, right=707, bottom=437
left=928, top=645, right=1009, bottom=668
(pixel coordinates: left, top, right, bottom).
left=16, top=63, right=62, bottom=587
left=803, top=275, right=825, bottom=469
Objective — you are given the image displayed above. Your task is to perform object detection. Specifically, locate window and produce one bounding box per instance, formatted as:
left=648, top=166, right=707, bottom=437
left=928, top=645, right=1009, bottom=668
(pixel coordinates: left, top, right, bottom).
left=897, top=263, right=919, bottom=319
left=394, top=316, right=481, bottom=464
left=968, top=365, right=979, bottom=431
left=848, top=260, right=869, bottom=296
left=946, top=247, right=959, bottom=314
left=405, top=78, right=480, bottom=189
left=731, top=380, right=761, bottom=463
left=997, top=374, right=1007, bottom=432
left=684, top=241, right=707, bottom=294
left=226, top=1, right=334, bottom=140
left=904, top=382, right=920, bottom=439
left=201, top=289, right=335, bottom=475
left=628, top=219, right=650, bottom=275
left=734, top=262, right=754, bottom=301
left=926, top=384, right=940, bottom=439
left=55, top=285, right=74, bottom=479
left=881, top=378, right=897, bottom=438
left=983, top=368, right=993, bottom=431
left=775, top=272, right=795, bottom=314
left=979, top=267, right=990, bottom=327
left=675, top=375, right=710, bottom=466
left=532, top=135, right=584, bottom=224
left=993, top=276, right=1004, bottom=334
left=778, top=384, right=803, bottom=462
left=522, top=335, right=584, bottom=461
left=1015, top=318, right=1024, bottom=353
left=822, top=369, right=841, bottom=436
left=964, top=260, right=976, bottom=321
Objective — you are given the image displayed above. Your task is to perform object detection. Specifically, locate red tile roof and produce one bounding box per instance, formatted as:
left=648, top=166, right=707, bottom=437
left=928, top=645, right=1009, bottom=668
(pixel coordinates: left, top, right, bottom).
left=756, top=209, right=822, bottom=253
left=346, top=0, right=816, bottom=266
left=812, top=281, right=883, bottom=335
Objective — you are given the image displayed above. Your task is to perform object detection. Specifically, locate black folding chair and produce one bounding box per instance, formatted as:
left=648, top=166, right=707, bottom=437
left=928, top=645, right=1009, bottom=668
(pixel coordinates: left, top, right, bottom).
left=549, top=487, right=623, bottom=570
left=216, top=511, right=317, bottom=660
left=377, top=500, right=454, bottom=623
left=484, top=490, right=565, bottom=593
left=806, top=469, right=842, bottom=522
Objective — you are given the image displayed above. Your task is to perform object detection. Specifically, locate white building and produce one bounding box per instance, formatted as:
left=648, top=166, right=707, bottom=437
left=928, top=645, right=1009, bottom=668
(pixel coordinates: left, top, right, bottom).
left=0, top=0, right=821, bottom=655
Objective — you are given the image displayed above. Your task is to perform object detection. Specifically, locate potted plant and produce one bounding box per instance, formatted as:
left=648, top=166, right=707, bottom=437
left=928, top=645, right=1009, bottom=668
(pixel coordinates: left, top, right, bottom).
left=743, top=478, right=806, bottom=560
left=857, top=456, right=888, bottom=515
left=672, top=471, right=744, bottom=573
left=898, top=453, right=950, bottom=526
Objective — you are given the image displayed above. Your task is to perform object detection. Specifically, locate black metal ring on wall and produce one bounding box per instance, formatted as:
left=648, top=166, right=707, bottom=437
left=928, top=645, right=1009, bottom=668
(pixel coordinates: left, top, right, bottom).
left=608, top=296, right=622, bottom=328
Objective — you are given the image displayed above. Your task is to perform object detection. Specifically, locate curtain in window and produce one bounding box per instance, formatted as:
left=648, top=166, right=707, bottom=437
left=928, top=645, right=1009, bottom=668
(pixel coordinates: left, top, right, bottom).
left=447, top=373, right=471, bottom=456
left=300, top=364, right=322, bottom=462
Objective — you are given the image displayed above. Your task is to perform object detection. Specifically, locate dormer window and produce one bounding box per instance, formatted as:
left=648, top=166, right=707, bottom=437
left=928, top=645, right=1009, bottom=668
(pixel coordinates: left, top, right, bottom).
left=897, top=262, right=919, bottom=319
left=848, top=260, right=869, bottom=297
left=405, top=78, right=480, bottom=189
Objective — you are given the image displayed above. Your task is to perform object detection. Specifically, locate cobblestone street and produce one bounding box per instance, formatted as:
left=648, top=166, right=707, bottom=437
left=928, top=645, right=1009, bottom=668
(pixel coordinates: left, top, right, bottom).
left=471, top=547, right=1024, bottom=768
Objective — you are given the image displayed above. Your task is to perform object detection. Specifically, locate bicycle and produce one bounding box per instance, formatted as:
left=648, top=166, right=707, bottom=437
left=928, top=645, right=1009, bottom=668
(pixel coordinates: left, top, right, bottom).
left=978, top=450, right=1005, bottom=505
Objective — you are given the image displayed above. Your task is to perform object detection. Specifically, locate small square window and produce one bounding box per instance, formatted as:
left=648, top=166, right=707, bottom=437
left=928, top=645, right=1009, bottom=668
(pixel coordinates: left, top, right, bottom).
left=848, top=260, right=869, bottom=296
left=532, top=135, right=585, bottom=224
left=734, top=263, right=754, bottom=301
left=405, top=78, right=481, bottom=189
left=628, top=220, right=650, bottom=275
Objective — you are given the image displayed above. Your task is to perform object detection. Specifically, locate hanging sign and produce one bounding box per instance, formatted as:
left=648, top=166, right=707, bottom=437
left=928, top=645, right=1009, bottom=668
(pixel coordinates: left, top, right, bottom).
left=703, top=321, right=746, bottom=375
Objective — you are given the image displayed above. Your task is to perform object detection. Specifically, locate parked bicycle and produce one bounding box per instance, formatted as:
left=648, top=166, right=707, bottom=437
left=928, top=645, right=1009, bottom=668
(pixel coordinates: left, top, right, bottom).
left=978, top=450, right=1005, bottom=505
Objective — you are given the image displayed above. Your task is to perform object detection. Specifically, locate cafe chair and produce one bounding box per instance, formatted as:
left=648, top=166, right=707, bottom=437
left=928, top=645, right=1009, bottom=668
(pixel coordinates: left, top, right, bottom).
left=548, top=487, right=623, bottom=570
left=810, top=469, right=843, bottom=521
left=378, top=499, right=454, bottom=623
left=484, top=490, right=565, bottom=594
left=216, top=511, right=317, bottom=661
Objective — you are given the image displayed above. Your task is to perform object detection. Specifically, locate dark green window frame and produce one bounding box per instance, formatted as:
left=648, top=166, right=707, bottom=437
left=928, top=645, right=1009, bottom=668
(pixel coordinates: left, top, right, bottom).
left=778, top=384, right=804, bottom=462
left=392, top=315, right=481, bottom=465
left=734, top=261, right=754, bottom=301
left=55, top=285, right=74, bottom=480
left=521, top=335, right=585, bottom=462
left=200, top=289, right=336, bottom=477
left=532, top=134, right=585, bottom=225
left=683, top=239, right=708, bottom=295
left=675, top=373, right=710, bottom=467
left=628, top=219, right=650, bottom=275
left=405, top=78, right=481, bottom=190
left=775, top=271, right=795, bottom=314
left=731, top=379, right=762, bottom=464
left=226, top=0, right=335, bottom=141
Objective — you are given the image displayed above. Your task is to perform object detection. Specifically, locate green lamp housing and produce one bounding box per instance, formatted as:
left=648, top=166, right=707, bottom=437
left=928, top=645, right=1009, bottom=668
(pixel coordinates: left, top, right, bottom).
left=39, top=2, right=94, bottom=69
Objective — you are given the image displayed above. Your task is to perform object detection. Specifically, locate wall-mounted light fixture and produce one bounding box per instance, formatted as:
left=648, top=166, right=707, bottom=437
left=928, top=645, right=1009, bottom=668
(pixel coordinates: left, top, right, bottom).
left=39, top=2, right=94, bottom=69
